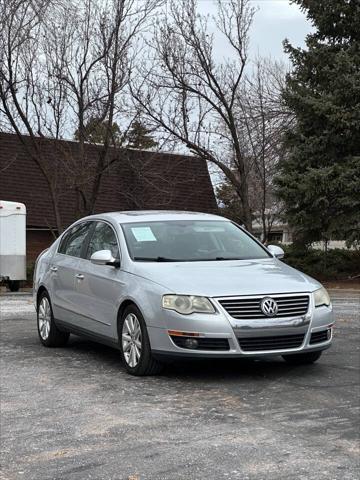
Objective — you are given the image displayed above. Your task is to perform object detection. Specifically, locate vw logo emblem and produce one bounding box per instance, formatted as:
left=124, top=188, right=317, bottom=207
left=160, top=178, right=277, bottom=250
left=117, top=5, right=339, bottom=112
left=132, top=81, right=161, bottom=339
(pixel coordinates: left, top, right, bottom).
left=261, top=297, right=278, bottom=317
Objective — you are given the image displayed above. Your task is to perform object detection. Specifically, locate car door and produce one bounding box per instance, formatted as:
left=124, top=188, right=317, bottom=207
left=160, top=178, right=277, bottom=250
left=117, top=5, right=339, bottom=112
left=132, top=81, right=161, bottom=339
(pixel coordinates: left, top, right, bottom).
left=49, top=222, right=93, bottom=325
left=73, top=220, right=123, bottom=339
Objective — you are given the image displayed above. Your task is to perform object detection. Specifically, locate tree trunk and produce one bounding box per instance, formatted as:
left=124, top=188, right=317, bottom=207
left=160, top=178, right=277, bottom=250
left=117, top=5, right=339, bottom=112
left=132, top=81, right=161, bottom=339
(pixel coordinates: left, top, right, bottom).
left=49, top=187, right=63, bottom=234
left=261, top=213, right=267, bottom=244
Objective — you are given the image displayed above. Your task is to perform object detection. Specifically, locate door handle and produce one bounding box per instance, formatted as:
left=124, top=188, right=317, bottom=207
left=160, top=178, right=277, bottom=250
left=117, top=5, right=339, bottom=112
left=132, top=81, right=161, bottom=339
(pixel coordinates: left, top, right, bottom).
left=75, top=274, right=84, bottom=280
left=50, top=266, right=58, bottom=272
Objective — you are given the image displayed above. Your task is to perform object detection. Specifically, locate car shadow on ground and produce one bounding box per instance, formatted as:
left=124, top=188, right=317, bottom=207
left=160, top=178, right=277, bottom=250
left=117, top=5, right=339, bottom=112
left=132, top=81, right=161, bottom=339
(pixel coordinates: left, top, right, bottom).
left=65, top=335, right=324, bottom=383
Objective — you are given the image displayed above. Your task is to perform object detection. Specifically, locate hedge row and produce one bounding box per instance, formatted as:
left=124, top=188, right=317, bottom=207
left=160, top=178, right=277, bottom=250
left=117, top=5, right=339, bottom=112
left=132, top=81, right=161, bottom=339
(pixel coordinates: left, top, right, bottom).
left=281, top=246, right=360, bottom=282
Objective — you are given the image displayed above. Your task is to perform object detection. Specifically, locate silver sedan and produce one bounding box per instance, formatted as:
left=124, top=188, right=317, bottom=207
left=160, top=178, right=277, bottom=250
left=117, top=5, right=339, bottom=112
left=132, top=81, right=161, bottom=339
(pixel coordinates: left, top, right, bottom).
left=33, top=211, right=334, bottom=375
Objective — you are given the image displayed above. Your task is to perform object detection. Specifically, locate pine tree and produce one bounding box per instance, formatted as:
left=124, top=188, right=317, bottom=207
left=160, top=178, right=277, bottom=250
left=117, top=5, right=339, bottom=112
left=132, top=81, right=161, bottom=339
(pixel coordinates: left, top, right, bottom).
left=74, top=118, right=121, bottom=145
left=126, top=120, right=158, bottom=150
left=276, top=0, right=360, bottom=247
left=216, top=180, right=245, bottom=226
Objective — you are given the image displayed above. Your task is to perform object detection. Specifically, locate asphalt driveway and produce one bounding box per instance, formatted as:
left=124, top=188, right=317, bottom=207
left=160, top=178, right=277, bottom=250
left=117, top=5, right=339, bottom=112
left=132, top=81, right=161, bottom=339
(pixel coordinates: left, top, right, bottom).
left=0, top=290, right=359, bottom=480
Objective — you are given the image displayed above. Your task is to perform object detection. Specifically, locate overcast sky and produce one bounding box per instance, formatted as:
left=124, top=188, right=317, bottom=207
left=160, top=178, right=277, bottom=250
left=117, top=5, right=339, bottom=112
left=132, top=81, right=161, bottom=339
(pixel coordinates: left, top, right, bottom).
left=197, top=0, right=313, bottom=64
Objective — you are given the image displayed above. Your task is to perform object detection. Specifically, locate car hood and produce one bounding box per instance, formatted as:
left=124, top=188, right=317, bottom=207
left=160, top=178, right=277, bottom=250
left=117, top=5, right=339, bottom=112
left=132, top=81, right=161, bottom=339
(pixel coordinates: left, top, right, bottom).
left=130, top=258, right=321, bottom=297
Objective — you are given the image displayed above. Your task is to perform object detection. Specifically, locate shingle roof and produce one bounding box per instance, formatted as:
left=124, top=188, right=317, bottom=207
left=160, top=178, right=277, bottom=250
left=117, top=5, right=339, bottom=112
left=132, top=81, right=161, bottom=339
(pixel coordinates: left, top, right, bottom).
left=0, top=132, right=217, bottom=230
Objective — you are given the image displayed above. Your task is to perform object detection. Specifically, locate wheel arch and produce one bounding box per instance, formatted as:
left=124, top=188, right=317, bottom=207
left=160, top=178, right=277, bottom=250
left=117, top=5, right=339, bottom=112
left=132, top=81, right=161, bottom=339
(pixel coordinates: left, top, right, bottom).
left=116, top=299, right=143, bottom=338
left=36, top=285, right=49, bottom=309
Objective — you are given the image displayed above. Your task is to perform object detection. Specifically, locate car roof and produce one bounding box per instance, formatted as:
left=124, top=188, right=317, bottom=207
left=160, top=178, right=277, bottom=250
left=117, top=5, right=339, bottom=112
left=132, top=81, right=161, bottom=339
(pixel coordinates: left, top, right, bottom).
left=87, top=210, right=229, bottom=224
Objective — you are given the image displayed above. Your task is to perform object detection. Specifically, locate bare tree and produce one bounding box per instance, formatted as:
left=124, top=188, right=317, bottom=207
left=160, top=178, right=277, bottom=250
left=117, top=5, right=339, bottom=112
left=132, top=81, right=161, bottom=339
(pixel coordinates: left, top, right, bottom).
left=131, top=0, right=257, bottom=231
left=0, top=0, right=66, bottom=231
left=47, top=0, right=163, bottom=217
left=0, top=0, right=162, bottom=230
left=237, top=58, right=290, bottom=242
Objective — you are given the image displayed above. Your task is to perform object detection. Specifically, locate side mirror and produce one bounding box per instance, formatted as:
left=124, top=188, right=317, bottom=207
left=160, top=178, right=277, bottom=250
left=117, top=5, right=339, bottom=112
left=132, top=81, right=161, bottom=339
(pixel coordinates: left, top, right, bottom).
left=267, top=245, right=285, bottom=259
left=90, top=249, right=120, bottom=267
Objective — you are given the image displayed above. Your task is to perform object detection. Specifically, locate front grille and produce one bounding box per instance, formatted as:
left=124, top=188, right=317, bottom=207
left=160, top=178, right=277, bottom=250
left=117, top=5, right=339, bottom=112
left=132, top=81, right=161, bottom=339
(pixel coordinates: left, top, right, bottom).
left=310, top=330, right=330, bottom=344
left=218, top=295, right=310, bottom=319
left=170, top=336, right=230, bottom=351
left=238, top=333, right=305, bottom=351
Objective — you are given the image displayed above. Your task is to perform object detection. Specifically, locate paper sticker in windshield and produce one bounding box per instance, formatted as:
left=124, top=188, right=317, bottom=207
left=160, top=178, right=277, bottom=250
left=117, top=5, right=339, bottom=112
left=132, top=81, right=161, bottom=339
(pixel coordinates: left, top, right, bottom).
left=131, top=227, right=157, bottom=242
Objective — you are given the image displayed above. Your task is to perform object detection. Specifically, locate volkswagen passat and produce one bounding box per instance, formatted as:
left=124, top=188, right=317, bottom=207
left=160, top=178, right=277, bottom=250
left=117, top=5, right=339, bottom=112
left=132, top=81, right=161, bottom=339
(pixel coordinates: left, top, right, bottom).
left=33, top=211, right=334, bottom=375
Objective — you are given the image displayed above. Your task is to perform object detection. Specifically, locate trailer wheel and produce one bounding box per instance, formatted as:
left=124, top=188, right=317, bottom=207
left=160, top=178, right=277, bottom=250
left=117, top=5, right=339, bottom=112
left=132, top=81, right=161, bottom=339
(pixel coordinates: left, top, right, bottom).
left=8, top=280, right=20, bottom=292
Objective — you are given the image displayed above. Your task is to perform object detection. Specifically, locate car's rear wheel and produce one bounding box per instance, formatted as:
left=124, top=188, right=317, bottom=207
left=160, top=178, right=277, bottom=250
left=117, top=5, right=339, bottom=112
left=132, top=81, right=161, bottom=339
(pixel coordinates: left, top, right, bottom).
left=119, top=305, right=163, bottom=376
left=37, top=291, right=69, bottom=347
left=282, top=350, right=322, bottom=365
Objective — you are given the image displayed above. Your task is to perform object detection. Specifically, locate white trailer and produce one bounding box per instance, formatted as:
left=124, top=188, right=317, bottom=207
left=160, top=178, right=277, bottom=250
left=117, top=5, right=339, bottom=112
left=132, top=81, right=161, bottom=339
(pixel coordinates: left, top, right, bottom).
left=0, top=200, right=26, bottom=291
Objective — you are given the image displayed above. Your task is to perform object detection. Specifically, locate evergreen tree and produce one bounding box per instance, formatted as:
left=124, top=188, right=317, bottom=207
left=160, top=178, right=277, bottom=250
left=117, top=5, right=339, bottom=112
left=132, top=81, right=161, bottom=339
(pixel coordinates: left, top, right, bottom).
left=74, top=117, right=121, bottom=145
left=216, top=180, right=245, bottom=226
left=276, top=0, right=360, bottom=247
left=126, top=120, right=158, bottom=150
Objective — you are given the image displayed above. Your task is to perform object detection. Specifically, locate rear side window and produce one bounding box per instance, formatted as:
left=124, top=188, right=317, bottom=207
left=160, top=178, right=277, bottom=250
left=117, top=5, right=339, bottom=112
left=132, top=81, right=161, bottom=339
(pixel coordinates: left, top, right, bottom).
left=86, top=222, right=119, bottom=260
left=58, top=223, right=91, bottom=257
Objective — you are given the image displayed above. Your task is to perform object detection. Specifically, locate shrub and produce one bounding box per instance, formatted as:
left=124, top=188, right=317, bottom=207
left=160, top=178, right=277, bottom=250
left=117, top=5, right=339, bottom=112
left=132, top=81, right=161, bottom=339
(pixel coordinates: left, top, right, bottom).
left=281, top=246, right=360, bottom=281
left=26, top=262, right=35, bottom=286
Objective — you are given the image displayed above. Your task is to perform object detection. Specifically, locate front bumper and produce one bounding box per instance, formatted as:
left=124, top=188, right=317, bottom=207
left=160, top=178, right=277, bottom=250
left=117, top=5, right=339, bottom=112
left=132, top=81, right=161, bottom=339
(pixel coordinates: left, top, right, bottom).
left=149, top=294, right=335, bottom=358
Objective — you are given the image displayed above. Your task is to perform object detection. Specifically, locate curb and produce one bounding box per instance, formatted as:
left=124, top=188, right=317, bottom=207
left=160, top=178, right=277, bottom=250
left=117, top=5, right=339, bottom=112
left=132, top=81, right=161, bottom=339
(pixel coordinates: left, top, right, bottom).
left=0, top=291, right=33, bottom=297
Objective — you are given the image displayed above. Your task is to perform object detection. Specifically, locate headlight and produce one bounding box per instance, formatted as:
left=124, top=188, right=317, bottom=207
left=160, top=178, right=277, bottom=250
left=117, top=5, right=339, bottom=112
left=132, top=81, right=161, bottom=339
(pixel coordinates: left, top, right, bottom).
left=313, top=287, right=331, bottom=307
left=162, top=295, right=215, bottom=315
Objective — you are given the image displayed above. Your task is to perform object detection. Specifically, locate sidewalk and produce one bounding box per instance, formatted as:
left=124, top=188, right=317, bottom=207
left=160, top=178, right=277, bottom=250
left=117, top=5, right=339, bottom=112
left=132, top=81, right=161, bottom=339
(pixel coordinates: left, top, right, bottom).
left=0, top=287, right=33, bottom=296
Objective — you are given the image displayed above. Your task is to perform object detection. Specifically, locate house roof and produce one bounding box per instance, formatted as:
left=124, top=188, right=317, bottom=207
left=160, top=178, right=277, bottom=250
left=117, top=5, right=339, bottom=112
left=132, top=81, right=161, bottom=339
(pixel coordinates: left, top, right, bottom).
left=0, top=132, right=217, bottom=230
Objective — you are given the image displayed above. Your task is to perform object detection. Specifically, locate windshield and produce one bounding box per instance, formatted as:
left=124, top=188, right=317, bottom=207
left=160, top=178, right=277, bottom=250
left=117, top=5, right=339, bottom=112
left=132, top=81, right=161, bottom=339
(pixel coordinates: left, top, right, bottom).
left=121, top=220, right=270, bottom=262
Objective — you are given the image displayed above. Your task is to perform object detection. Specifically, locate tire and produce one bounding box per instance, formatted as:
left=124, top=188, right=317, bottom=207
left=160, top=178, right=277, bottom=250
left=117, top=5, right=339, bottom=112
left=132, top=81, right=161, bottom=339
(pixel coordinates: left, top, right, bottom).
left=282, top=350, right=322, bottom=365
left=119, top=304, right=163, bottom=376
left=8, top=280, right=20, bottom=292
left=37, top=291, right=69, bottom=347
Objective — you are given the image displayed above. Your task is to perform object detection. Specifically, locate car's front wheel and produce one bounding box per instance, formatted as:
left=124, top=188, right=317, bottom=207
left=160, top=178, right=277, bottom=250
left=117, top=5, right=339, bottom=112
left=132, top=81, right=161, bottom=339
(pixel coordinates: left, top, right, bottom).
left=282, top=350, right=322, bottom=365
left=119, top=305, right=163, bottom=376
left=37, top=291, right=69, bottom=347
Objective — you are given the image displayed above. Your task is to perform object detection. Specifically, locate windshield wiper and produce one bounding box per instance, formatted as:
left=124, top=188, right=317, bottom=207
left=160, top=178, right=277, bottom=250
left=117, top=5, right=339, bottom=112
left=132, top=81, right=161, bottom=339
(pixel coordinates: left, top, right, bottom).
left=215, top=256, right=244, bottom=261
left=133, top=256, right=244, bottom=262
left=187, top=257, right=243, bottom=261
left=133, top=256, right=183, bottom=262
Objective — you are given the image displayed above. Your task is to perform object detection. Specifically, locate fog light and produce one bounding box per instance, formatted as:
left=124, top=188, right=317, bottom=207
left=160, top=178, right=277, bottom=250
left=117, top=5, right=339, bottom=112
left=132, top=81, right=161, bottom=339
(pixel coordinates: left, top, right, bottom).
left=327, top=328, right=332, bottom=340
left=184, top=338, right=199, bottom=349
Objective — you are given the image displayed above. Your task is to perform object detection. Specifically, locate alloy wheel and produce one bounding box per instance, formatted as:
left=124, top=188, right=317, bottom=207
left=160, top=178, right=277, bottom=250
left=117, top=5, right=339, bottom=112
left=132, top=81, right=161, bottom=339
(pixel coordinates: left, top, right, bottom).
left=38, top=297, right=51, bottom=340
left=122, top=313, right=142, bottom=368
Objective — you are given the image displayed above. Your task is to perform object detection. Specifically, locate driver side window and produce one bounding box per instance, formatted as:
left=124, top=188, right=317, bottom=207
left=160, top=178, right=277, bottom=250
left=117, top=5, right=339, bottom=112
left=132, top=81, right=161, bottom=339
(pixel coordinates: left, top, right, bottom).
left=86, top=222, right=120, bottom=260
